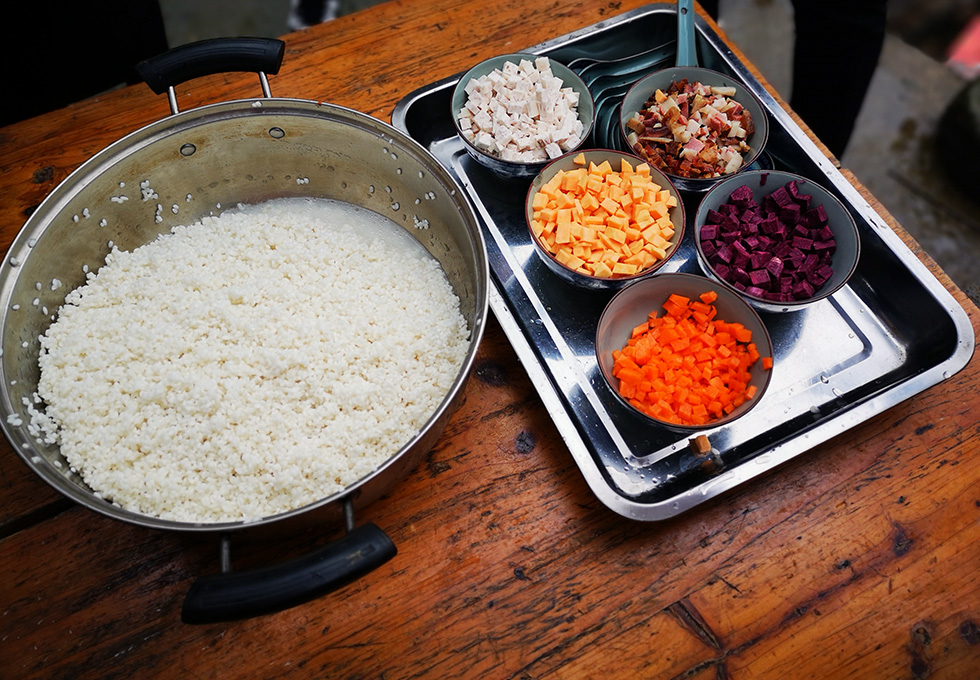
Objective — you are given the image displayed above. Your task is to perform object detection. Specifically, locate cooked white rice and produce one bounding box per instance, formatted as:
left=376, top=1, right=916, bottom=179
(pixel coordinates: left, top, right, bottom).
left=30, top=197, right=469, bottom=523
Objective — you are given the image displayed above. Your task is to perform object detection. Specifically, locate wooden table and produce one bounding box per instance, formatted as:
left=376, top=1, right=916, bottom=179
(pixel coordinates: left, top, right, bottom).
left=2, top=1, right=978, bottom=677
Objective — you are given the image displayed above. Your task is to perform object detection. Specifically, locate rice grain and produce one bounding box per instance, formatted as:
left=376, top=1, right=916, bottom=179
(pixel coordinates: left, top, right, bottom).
left=31, top=197, right=469, bottom=523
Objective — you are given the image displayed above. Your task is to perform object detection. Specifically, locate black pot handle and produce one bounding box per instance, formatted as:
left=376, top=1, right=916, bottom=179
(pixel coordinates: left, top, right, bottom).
left=181, top=522, right=396, bottom=624
left=137, top=37, right=286, bottom=95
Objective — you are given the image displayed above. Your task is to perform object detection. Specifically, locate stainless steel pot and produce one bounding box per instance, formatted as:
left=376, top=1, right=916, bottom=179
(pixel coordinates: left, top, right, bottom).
left=0, top=38, right=488, bottom=623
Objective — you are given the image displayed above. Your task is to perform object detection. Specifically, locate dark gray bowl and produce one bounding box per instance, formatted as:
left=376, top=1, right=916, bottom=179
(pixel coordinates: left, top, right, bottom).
left=452, top=53, right=596, bottom=180
left=693, top=170, right=861, bottom=313
left=524, top=148, right=684, bottom=290
left=619, top=66, right=769, bottom=193
left=595, top=272, right=774, bottom=431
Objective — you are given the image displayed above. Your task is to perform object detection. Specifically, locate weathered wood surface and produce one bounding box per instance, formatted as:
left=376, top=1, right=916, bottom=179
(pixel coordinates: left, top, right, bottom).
left=2, top=1, right=978, bottom=678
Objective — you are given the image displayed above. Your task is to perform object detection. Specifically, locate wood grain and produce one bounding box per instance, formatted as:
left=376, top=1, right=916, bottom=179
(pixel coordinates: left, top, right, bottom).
left=2, top=1, right=978, bottom=678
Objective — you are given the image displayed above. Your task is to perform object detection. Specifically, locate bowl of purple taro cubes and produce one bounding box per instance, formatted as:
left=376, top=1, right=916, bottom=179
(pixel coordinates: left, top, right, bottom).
left=693, top=170, right=860, bottom=313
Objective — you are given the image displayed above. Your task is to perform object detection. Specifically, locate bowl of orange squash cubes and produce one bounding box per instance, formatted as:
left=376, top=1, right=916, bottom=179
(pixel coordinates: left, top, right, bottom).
left=595, top=272, right=774, bottom=430
left=525, top=149, right=685, bottom=289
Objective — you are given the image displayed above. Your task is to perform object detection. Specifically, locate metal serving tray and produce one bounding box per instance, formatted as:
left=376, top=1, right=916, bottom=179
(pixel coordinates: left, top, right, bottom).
left=391, top=3, right=975, bottom=520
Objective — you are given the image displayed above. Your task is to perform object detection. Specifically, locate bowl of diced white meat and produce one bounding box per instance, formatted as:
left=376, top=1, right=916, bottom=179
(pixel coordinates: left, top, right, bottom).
left=452, top=53, right=596, bottom=180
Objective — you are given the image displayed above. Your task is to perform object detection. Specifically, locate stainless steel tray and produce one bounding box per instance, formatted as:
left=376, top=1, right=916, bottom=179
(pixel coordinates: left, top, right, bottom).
left=391, top=3, right=975, bottom=520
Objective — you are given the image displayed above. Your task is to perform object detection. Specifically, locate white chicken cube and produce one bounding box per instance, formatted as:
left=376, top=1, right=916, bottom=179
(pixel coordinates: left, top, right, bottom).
left=458, top=57, right=584, bottom=160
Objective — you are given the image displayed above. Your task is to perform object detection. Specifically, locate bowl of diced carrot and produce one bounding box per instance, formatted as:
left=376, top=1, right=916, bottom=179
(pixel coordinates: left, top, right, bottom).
left=595, top=272, right=774, bottom=430
left=525, top=149, right=685, bottom=289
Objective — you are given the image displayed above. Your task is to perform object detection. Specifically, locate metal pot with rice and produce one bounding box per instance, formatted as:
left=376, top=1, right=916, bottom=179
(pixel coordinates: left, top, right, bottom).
left=0, top=38, right=488, bottom=624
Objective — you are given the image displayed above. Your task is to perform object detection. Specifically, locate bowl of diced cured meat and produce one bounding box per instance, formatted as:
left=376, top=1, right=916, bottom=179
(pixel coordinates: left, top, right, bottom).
left=692, top=170, right=860, bottom=312
left=452, top=53, right=595, bottom=180
left=619, top=66, right=769, bottom=193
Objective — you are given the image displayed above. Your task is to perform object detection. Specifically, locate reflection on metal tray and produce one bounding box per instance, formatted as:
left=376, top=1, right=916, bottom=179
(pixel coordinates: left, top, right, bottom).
left=391, top=3, right=975, bottom=521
